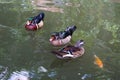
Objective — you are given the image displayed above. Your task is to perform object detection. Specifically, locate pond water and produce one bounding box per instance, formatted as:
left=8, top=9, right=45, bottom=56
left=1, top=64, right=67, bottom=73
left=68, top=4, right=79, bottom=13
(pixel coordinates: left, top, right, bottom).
left=0, top=0, right=120, bottom=80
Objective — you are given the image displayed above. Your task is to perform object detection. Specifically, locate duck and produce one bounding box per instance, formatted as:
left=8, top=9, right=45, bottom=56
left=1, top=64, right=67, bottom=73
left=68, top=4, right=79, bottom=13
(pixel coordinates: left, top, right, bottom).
left=51, top=40, right=85, bottom=59
left=49, top=25, right=77, bottom=46
left=25, top=12, right=45, bottom=31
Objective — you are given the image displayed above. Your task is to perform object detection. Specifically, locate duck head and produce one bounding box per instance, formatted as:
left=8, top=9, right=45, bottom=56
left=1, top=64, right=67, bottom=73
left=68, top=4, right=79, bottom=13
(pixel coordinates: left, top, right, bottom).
left=49, top=35, right=56, bottom=42
left=74, top=40, right=84, bottom=48
left=26, top=17, right=33, bottom=24
left=49, top=32, right=59, bottom=41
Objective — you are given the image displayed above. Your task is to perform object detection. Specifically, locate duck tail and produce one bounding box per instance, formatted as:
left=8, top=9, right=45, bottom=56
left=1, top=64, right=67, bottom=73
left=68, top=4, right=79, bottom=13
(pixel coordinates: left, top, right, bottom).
left=38, top=12, right=45, bottom=20
left=65, top=25, right=77, bottom=36
left=51, top=51, right=63, bottom=57
left=32, top=12, right=45, bottom=24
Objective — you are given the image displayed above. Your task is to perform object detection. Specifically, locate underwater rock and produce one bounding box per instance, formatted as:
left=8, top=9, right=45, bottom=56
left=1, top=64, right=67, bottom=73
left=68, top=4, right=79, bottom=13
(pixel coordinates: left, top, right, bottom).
left=8, top=70, right=30, bottom=80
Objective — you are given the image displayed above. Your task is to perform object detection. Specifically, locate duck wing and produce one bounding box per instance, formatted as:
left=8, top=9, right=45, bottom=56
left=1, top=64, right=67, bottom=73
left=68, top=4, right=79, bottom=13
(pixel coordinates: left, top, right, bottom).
left=58, top=26, right=76, bottom=39
left=58, top=31, right=67, bottom=39
left=51, top=50, right=67, bottom=57
left=59, top=45, right=73, bottom=51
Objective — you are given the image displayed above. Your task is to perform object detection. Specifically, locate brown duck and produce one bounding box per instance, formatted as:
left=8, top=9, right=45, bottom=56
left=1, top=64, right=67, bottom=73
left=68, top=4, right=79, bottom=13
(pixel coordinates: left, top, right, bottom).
left=52, top=40, right=85, bottom=59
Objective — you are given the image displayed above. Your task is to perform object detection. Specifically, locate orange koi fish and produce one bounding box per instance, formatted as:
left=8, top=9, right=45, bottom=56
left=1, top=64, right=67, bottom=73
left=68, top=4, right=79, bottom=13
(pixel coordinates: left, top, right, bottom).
left=94, top=55, right=103, bottom=68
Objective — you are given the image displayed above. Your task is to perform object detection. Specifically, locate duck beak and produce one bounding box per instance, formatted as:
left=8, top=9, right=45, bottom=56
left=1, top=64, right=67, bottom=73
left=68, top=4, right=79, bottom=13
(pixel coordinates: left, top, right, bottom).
left=49, top=36, right=54, bottom=41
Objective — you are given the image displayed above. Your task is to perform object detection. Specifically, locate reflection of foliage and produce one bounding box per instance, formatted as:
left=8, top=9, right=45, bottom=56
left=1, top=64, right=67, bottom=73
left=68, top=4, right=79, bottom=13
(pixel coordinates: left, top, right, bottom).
left=0, top=48, right=5, bottom=59
left=10, top=29, right=28, bottom=43
left=0, top=0, right=13, bottom=3
left=102, top=20, right=120, bottom=44
left=0, top=0, right=33, bottom=11
left=12, top=0, right=33, bottom=11
left=75, top=0, right=120, bottom=45
left=93, top=69, right=114, bottom=80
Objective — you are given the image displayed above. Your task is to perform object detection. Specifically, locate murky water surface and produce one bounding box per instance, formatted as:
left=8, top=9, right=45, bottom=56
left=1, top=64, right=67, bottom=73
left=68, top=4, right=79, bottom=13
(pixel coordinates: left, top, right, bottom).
left=0, top=0, right=120, bottom=80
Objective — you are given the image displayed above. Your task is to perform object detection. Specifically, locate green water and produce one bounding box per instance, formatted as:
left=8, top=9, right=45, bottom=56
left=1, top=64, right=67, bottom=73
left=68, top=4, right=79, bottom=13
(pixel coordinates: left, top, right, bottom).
left=0, top=0, right=120, bottom=80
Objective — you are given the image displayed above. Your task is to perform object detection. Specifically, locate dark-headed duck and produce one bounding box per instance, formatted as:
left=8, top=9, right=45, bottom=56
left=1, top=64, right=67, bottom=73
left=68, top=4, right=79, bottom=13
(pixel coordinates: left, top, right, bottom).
left=25, top=12, right=45, bottom=31
left=49, top=25, right=77, bottom=46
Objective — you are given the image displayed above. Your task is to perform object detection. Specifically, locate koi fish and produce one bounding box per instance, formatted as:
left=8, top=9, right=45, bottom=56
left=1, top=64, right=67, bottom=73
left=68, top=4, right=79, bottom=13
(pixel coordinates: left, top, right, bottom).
left=94, top=55, right=103, bottom=68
